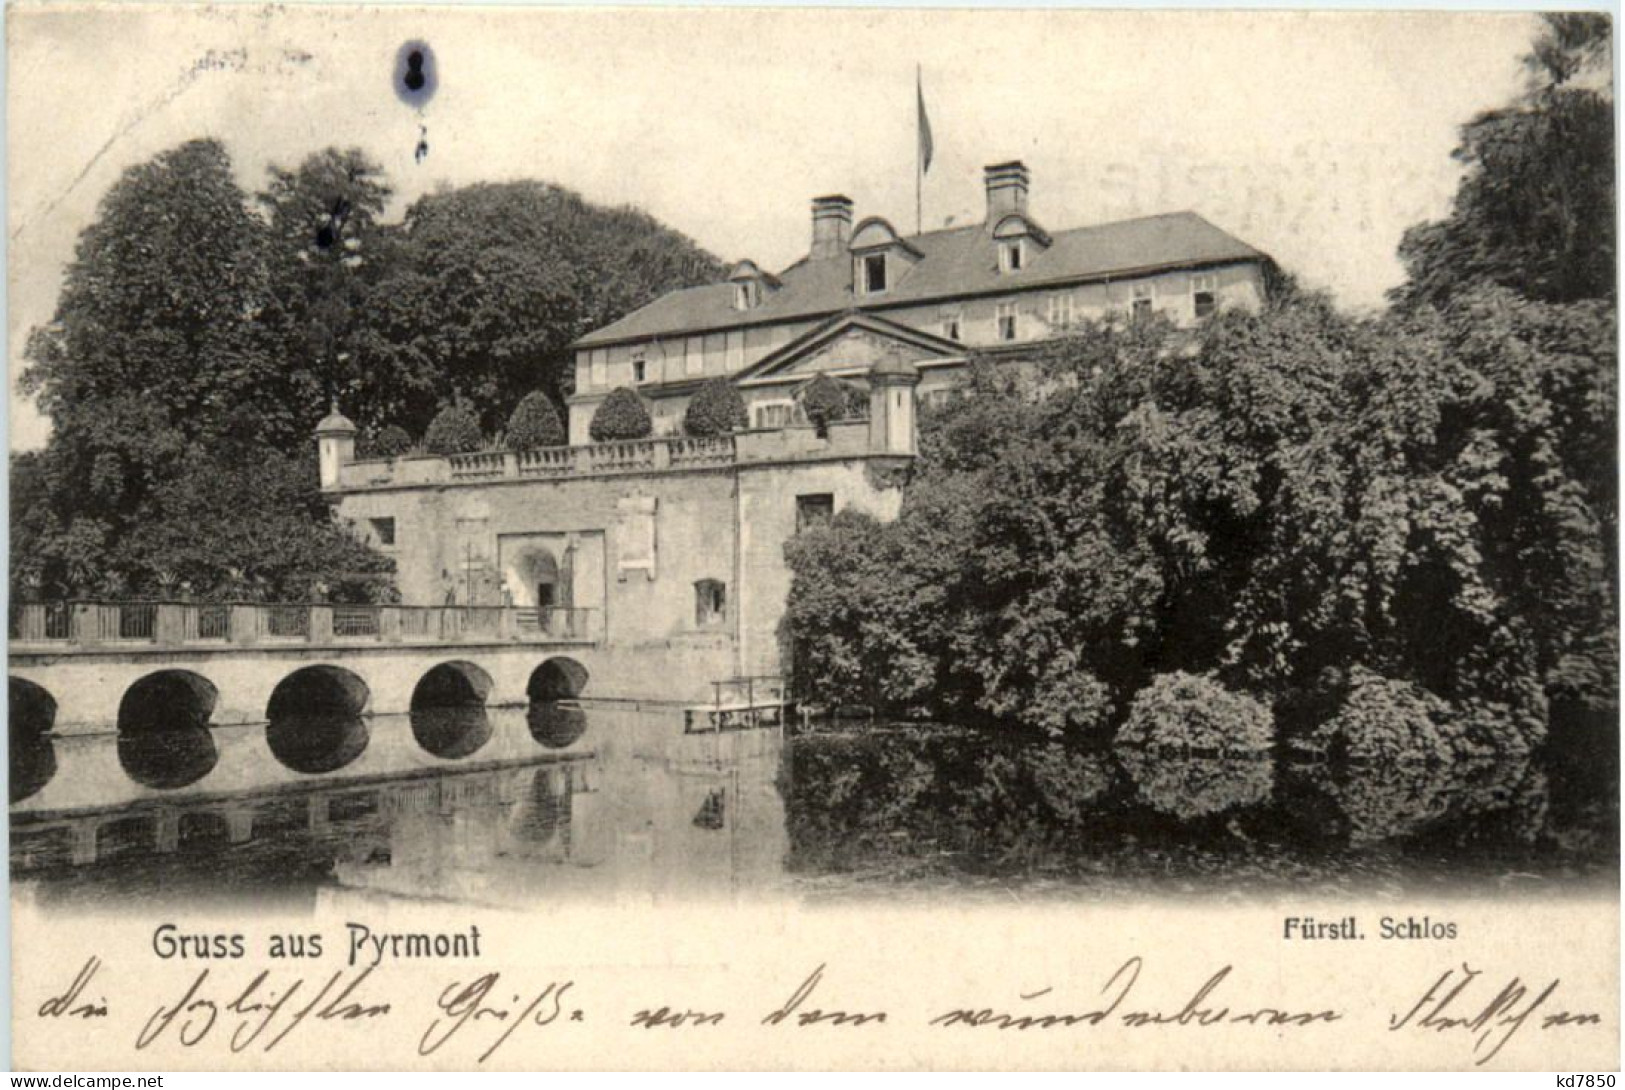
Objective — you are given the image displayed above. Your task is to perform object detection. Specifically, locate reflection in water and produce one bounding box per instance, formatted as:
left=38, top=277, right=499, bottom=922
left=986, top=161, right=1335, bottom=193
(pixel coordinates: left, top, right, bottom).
left=528, top=701, right=587, bottom=749
left=1315, top=756, right=1552, bottom=847
left=10, top=733, right=56, bottom=803
left=117, top=728, right=219, bottom=790
left=9, top=708, right=1616, bottom=907
left=1116, top=749, right=1273, bottom=819
left=266, top=715, right=370, bottom=775
left=410, top=706, right=492, bottom=760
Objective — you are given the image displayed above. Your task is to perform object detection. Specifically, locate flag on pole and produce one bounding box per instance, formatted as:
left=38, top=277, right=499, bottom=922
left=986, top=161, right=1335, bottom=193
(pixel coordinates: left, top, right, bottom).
left=916, top=67, right=934, bottom=175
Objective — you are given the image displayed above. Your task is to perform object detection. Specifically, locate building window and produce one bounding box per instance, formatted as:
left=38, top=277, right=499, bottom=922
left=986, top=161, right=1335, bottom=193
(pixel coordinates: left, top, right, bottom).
left=939, top=306, right=962, bottom=341
left=752, top=400, right=795, bottom=429
left=734, top=280, right=759, bottom=311
left=695, top=579, right=727, bottom=627
left=996, top=301, right=1019, bottom=342
left=796, top=493, right=835, bottom=533
left=632, top=351, right=648, bottom=384
left=1000, top=240, right=1024, bottom=273
left=1047, top=292, right=1074, bottom=330
left=1192, top=273, right=1219, bottom=319
left=920, top=387, right=958, bottom=413
left=590, top=349, right=608, bottom=387
left=1131, top=283, right=1154, bottom=322
left=862, top=253, right=887, bottom=294
left=369, top=517, right=396, bottom=547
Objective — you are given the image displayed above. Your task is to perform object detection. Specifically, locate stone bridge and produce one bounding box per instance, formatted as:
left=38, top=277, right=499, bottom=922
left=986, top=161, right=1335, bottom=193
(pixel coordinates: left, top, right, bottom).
left=9, top=601, right=743, bottom=735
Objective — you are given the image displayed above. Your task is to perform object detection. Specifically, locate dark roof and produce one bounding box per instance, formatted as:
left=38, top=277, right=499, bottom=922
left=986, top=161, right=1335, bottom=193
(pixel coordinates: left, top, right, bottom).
left=573, top=210, right=1265, bottom=349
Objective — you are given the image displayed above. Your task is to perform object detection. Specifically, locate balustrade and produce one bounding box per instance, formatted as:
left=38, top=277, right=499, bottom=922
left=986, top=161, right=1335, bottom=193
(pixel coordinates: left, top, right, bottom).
left=8, top=602, right=598, bottom=651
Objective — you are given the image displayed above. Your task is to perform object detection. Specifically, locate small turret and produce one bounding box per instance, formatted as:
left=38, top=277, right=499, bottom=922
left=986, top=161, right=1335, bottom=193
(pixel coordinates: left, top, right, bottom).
left=315, top=403, right=357, bottom=491
left=867, top=357, right=920, bottom=456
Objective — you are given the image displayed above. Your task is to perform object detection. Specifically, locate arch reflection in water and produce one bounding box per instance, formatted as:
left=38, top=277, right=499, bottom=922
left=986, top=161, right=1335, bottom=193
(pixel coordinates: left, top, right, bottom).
left=118, top=727, right=220, bottom=790
left=410, top=705, right=493, bottom=760
left=1116, top=748, right=1274, bottom=820
left=10, top=734, right=56, bottom=803
left=10, top=677, right=58, bottom=802
left=266, top=714, right=371, bottom=775
left=528, top=700, right=588, bottom=749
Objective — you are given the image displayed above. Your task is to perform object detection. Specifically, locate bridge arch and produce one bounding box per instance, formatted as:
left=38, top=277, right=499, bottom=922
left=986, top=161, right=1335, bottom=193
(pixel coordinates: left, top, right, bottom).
left=10, top=677, right=57, bottom=738
left=528, top=657, right=589, bottom=702
left=266, top=665, right=370, bottom=720
left=118, top=670, right=218, bottom=734
left=411, top=661, right=494, bottom=710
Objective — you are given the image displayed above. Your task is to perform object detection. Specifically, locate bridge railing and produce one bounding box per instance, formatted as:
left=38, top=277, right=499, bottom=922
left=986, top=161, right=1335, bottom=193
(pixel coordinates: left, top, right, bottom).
left=8, top=601, right=599, bottom=651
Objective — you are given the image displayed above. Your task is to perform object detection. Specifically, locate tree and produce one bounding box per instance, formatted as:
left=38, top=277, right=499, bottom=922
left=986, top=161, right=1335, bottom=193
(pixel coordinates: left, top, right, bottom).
left=505, top=391, right=565, bottom=449
left=115, top=446, right=395, bottom=603
left=257, top=147, right=394, bottom=434
left=424, top=404, right=485, bottom=454
left=356, top=181, right=723, bottom=435
left=589, top=387, right=653, bottom=442
left=682, top=377, right=748, bottom=437
left=17, top=139, right=297, bottom=595
left=1392, top=14, right=1613, bottom=308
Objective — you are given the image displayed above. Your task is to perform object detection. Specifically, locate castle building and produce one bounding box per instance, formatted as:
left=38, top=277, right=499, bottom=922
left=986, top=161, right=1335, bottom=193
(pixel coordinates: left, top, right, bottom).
left=566, top=160, right=1271, bottom=443
left=312, top=162, right=1272, bottom=705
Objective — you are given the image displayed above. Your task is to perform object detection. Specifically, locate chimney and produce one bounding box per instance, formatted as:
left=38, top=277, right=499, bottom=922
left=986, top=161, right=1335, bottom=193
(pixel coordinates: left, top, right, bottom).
left=810, top=195, right=854, bottom=260
left=984, top=161, right=1031, bottom=222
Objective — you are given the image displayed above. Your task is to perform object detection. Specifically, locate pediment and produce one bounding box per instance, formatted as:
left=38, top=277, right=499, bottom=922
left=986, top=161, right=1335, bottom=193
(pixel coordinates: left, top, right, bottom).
left=735, top=313, right=962, bottom=386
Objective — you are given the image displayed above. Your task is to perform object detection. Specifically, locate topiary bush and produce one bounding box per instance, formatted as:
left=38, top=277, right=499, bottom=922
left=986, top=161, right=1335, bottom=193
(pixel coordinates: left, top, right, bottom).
left=366, top=425, right=414, bottom=459
left=683, top=377, right=748, bottom=437
left=424, top=405, right=485, bottom=455
left=799, top=373, right=854, bottom=437
left=589, top=387, right=653, bottom=442
left=1114, top=672, right=1274, bottom=754
left=505, top=391, right=565, bottom=450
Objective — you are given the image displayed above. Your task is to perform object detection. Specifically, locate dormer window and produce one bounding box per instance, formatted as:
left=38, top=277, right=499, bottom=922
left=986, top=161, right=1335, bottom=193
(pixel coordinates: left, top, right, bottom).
left=862, top=253, right=888, bottom=294
left=1000, top=240, right=1024, bottom=273
left=727, top=259, right=779, bottom=313
left=848, top=218, right=921, bottom=298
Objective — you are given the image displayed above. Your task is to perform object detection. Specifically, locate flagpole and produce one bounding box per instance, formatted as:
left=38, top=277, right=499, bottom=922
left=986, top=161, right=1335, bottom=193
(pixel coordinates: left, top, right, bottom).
left=915, top=64, right=923, bottom=236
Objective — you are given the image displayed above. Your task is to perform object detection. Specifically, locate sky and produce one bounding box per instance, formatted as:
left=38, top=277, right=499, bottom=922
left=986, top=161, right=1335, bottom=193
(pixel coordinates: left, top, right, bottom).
left=7, top=5, right=1540, bottom=451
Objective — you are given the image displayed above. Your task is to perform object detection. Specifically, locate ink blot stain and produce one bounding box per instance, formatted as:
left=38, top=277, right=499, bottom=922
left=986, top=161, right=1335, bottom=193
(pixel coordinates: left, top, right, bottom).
left=393, top=40, right=437, bottom=106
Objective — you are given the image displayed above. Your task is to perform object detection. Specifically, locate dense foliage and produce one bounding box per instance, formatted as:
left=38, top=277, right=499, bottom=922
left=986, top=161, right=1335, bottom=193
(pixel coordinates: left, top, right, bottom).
left=589, top=387, right=653, bottom=442
left=683, top=377, right=748, bottom=437
left=505, top=391, right=566, bottom=450
left=15, top=140, right=721, bottom=600
left=786, top=288, right=1615, bottom=752
left=784, top=16, right=1615, bottom=760
left=1114, top=673, right=1273, bottom=754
